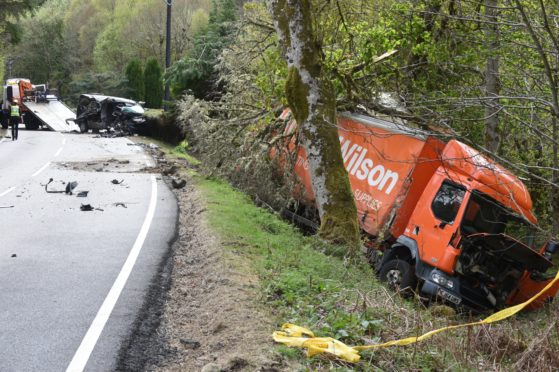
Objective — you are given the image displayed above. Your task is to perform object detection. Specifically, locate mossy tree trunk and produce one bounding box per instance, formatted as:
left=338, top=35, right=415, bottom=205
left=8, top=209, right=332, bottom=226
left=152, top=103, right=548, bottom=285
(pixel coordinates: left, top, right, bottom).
left=268, top=0, right=360, bottom=255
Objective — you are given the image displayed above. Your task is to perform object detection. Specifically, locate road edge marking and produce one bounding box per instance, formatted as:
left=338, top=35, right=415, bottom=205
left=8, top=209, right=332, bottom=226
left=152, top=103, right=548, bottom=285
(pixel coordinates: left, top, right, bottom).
left=66, top=175, right=158, bottom=372
left=0, top=187, right=15, bottom=197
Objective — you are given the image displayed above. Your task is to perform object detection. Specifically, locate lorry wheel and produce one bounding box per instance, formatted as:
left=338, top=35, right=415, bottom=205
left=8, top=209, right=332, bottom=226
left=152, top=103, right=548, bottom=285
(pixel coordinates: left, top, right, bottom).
left=79, top=122, right=88, bottom=133
left=379, top=259, right=416, bottom=294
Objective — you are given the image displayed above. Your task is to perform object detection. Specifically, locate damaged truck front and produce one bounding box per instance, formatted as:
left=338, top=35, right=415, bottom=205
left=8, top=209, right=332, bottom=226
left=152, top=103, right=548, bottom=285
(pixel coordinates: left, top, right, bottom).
left=276, top=110, right=559, bottom=312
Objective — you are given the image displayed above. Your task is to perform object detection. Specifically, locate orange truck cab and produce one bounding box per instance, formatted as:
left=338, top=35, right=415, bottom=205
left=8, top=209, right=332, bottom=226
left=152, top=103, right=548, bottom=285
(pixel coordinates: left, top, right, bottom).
left=279, top=110, right=559, bottom=312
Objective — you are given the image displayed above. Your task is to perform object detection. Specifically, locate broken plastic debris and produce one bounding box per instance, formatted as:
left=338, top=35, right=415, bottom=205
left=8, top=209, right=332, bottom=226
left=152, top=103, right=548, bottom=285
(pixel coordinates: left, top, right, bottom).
left=77, top=191, right=89, bottom=197
left=43, top=178, right=63, bottom=193
left=65, top=181, right=78, bottom=195
left=111, top=179, right=124, bottom=185
left=43, top=178, right=78, bottom=194
left=114, top=202, right=127, bottom=208
left=80, top=204, right=94, bottom=211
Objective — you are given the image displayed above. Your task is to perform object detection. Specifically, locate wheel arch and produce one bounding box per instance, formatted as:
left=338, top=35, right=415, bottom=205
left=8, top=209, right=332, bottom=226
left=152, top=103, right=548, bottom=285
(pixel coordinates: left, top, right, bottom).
left=380, top=236, right=419, bottom=267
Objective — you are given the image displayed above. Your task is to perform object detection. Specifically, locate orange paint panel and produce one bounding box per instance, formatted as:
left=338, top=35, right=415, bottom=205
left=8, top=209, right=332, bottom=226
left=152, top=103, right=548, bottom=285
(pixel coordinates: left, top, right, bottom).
left=290, top=115, right=427, bottom=236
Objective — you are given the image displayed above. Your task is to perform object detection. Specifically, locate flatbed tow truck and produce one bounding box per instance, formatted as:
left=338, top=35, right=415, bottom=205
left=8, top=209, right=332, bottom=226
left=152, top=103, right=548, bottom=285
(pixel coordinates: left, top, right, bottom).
left=1, top=78, right=78, bottom=132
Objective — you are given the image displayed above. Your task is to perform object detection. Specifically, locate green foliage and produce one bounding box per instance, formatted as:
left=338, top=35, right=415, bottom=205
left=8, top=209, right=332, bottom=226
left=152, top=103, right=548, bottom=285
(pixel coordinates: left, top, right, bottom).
left=144, top=57, right=163, bottom=109
left=9, top=0, right=71, bottom=89
left=0, top=0, right=44, bottom=46
left=125, top=59, right=144, bottom=101
left=166, top=0, right=237, bottom=99
left=66, top=71, right=129, bottom=105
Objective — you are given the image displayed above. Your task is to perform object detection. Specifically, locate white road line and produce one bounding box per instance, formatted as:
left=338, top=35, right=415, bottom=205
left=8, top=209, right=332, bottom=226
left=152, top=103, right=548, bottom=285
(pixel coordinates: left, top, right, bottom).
left=31, top=162, right=50, bottom=177
left=66, top=175, right=158, bottom=372
left=54, top=147, right=63, bottom=157
left=62, top=137, right=67, bottom=145
left=0, top=187, right=15, bottom=197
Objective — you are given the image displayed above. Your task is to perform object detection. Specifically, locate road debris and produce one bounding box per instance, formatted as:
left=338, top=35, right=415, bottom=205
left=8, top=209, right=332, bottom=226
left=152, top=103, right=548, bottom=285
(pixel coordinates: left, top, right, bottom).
left=43, top=178, right=64, bottom=193
left=172, top=178, right=187, bottom=189
left=111, top=179, right=125, bottom=185
left=77, top=191, right=89, bottom=197
left=65, top=181, right=78, bottom=195
left=163, top=165, right=178, bottom=175
left=80, top=204, right=94, bottom=211
left=0, top=205, right=14, bottom=208
left=11, top=254, right=16, bottom=258
left=43, top=178, right=81, bottom=195
left=114, top=202, right=127, bottom=208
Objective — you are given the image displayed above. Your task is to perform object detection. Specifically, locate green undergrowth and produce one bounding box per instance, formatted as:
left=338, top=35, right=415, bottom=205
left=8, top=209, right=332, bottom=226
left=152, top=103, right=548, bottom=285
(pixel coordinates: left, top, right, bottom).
left=145, top=137, right=559, bottom=371
left=171, top=139, right=201, bottom=166
left=194, top=176, right=477, bottom=371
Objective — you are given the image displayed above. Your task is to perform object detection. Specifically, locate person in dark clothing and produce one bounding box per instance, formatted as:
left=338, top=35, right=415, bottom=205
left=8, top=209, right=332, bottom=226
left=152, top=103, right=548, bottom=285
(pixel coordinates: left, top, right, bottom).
left=9, top=99, right=21, bottom=141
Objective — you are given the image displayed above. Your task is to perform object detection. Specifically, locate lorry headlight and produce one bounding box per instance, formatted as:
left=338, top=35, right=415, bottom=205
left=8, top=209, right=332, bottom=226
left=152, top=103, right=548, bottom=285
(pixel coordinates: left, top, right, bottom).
left=431, top=272, right=454, bottom=289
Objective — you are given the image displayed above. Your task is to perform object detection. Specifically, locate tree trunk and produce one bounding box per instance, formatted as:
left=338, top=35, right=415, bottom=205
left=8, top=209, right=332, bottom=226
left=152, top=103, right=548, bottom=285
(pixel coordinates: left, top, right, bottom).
left=267, top=0, right=360, bottom=253
left=484, top=0, right=501, bottom=153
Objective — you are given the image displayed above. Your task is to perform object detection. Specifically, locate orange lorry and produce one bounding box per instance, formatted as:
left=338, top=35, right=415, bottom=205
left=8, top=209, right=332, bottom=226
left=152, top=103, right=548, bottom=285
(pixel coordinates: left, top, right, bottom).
left=278, top=110, right=559, bottom=312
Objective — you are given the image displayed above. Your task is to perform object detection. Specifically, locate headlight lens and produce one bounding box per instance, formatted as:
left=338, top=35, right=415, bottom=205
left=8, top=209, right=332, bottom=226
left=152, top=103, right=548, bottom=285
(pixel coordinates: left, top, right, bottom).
left=431, top=272, right=454, bottom=289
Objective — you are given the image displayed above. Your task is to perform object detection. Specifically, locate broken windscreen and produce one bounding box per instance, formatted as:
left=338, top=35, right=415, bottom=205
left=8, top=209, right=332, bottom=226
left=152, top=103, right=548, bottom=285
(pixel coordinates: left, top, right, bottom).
left=460, top=191, right=545, bottom=250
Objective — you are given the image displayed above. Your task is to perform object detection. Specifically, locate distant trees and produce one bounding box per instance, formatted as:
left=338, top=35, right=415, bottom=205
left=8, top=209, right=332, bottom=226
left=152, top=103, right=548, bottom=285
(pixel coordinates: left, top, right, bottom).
left=0, top=0, right=43, bottom=43
left=166, top=0, right=237, bottom=99
left=144, top=58, right=163, bottom=108
left=5, top=0, right=211, bottom=100
left=125, top=59, right=144, bottom=101
left=9, top=0, right=70, bottom=89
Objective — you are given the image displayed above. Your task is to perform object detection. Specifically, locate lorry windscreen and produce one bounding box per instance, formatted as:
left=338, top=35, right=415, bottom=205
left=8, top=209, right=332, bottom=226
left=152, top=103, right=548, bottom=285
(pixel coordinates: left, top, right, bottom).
left=460, top=191, right=543, bottom=250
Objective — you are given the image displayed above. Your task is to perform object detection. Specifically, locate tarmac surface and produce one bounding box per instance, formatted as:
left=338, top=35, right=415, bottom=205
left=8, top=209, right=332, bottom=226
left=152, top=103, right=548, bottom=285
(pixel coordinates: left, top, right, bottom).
left=0, top=128, right=177, bottom=371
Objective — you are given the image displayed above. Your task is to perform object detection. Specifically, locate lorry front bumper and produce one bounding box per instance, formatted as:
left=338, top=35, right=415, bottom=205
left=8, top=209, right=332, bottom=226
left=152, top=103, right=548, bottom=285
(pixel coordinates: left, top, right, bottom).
left=418, top=267, right=494, bottom=312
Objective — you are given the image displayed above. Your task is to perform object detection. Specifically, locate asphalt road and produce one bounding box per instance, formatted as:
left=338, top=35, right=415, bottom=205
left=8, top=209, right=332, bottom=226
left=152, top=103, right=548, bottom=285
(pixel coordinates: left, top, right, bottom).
left=0, top=129, right=178, bottom=371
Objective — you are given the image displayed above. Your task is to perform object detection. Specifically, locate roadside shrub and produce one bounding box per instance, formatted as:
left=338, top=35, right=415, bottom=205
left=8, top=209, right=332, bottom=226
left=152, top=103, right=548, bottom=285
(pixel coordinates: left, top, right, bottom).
left=144, top=58, right=163, bottom=109
left=125, top=59, right=144, bottom=101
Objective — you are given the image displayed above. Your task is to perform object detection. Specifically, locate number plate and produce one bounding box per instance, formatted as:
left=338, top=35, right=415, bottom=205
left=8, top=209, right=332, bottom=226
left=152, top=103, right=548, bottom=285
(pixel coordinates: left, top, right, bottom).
left=437, top=288, right=461, bottom=305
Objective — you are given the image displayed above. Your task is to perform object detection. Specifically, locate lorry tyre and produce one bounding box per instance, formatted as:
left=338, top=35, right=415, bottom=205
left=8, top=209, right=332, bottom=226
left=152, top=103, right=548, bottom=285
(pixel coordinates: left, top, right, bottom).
left=79, top=121, right=88, bottom=133
left=379, top=259, right=416, bottom=294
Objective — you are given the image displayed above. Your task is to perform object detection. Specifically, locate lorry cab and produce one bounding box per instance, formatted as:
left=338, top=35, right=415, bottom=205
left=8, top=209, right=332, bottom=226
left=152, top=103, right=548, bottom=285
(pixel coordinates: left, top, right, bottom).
left=386, top=140, right=557, bottom=311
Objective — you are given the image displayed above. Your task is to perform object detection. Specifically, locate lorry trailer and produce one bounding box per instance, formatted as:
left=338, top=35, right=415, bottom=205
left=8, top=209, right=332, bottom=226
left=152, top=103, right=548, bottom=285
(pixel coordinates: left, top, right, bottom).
left=277, top=110, right=559, bottom=312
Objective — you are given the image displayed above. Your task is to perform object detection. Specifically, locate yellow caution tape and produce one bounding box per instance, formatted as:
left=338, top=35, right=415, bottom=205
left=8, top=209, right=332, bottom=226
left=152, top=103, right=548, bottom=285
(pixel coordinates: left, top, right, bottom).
left=273, top=270, right=559, bottom=363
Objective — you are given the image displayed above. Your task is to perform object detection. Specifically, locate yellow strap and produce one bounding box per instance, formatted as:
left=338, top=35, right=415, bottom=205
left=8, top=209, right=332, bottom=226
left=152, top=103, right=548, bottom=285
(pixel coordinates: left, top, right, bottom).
left=273, top=270, right=559, bottom=362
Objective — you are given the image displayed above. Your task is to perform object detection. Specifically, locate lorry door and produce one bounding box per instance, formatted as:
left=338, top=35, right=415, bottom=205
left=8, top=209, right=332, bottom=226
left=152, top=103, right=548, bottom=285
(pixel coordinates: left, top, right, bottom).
left=407, top=175, right=468, bottom=274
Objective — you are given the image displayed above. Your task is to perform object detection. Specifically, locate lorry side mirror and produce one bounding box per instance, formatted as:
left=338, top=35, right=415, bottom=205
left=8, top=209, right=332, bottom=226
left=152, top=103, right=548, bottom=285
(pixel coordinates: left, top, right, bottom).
left=545, top=241, right=558, bottom=254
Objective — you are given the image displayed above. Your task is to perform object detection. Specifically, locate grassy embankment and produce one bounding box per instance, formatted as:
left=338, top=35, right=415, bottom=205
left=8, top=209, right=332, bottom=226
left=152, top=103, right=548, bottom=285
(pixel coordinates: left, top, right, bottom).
left=148, top=137, right=559, bottom=371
